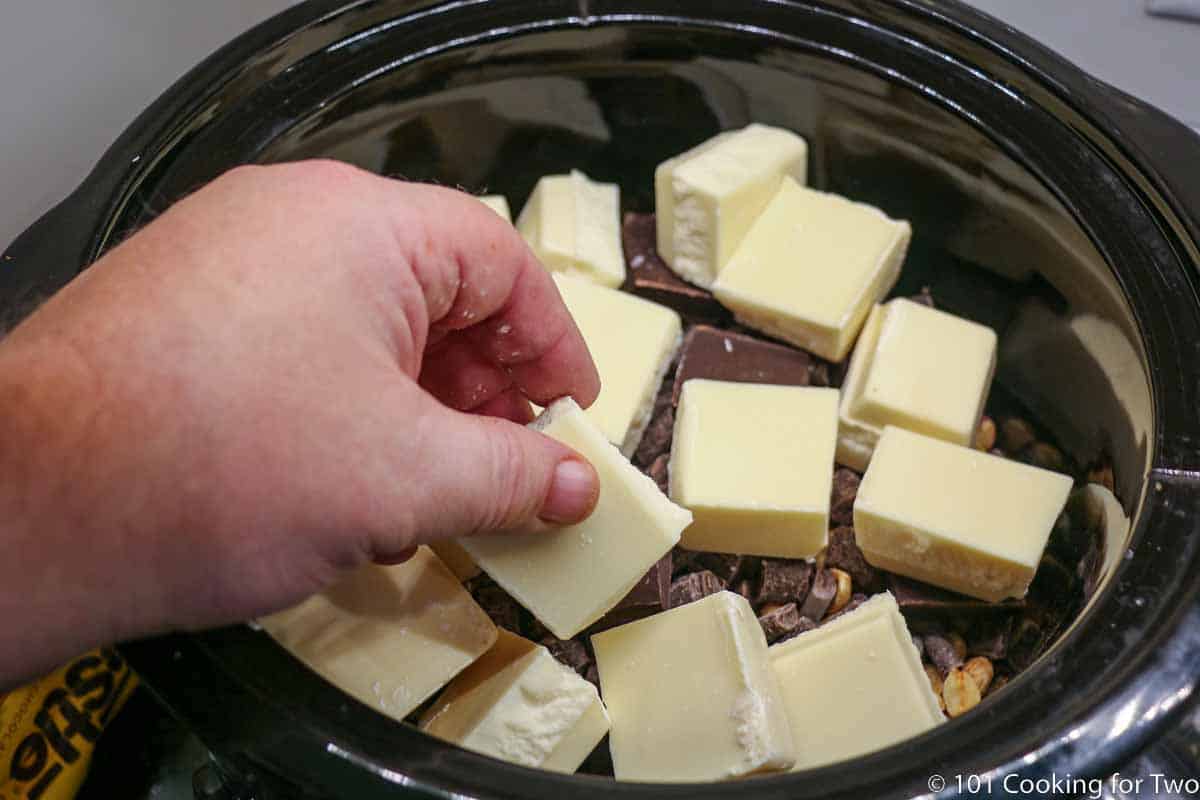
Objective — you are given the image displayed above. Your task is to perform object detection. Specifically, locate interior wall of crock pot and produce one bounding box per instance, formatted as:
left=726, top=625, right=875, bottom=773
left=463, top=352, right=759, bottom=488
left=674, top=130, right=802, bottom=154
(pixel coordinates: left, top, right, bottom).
left=112, top=23, right=1154, bottom=598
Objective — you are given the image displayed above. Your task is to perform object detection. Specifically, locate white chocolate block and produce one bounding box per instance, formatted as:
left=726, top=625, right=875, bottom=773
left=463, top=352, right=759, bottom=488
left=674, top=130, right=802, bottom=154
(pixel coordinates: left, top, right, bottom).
left=260, top=547, right=496, bottom=721
left=459, top=398, right=691, bottom=639
left=712, top=177, right=910, bottom=361
left=554, top=274, right=682, bottom=456
left=477, top=194, right=511, bottom=223
left=420, top=630, right=610, bottom=773
left=516, top=170, right=624, bottom=288
left=770, top=592, right=943, bottom=770
left=591, top=591, right=795, bottom=781
left=855, top=426, right=1073, bottom=601
left=670, top=380, right=838, bottom=558
left=655, top=124, right=808, bottom=288
left=429, top=540, right=480, bottom=582
left=837, top=298, right=997, bottom=470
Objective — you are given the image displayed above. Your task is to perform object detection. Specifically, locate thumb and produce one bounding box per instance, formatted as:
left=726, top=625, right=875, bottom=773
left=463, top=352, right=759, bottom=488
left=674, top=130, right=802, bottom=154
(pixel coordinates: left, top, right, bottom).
left=405, top=402, right=600, bottom=546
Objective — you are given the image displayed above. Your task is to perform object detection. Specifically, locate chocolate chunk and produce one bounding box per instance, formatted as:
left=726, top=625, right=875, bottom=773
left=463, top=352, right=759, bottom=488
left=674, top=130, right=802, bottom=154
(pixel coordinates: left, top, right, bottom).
left=578, top=734, right=614, bottom=776
left=673, top=552, right=744, bottom=584
left=668, top=569, right=724, bottom=607
left=824, top=527, right=881, bottom=592
left=542, top=637, right=591, bottom=676
left=672, top=325, right=812, bottom=405
left=799, top=568, right=838, bottom=620
left=1006, top=618, right=1047, bottom=671
left=966, top=620, right=1011, bottom=661
left=757, top=559, right=813, bottom=605
left=924, top=633, right=965, bottom=675
left=591, top=554, right=673, bottom=632
left=621, top=213, right=730, bottom=323
left=469, top=579, right=522, bottom=633
left=886, top=574, right=1024, bottom=622
left=584, top=662, right=601, bottom=689
left=910, top=287, right=936, bottom=307
left=829, top=469, right=860, bottom=527
left=809, top=361, right=832, bottom=388
left=520, top=609, right=551, bottom=642
left=633, top=403, right=675, bottom=469
left=647, top=453, right=670, bottom=495
left=778, top=616, right=818, bottom=644
left=1028, top=554, right=1078, bottom=609
left=758, top=603, right=805, bottom=643
left=823, top=592, right=868, bottom=624
left=732, top=578, right=756, bottom=603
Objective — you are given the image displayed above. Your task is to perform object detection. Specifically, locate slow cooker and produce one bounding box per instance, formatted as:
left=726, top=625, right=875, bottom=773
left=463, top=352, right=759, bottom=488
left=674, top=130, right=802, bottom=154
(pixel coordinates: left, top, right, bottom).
left=4, top=1, right=1200, bottom=798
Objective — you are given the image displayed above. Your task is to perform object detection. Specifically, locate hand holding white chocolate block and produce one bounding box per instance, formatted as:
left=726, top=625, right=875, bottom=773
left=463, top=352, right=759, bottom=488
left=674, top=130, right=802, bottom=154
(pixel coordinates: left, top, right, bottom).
left=712, top=177, right=910, bottom=361
left=838, top=298, right=997, bottom=470
left=260, top=547, right=497, bottom=722
left=553, top=274, right=682, bottom=456
left=770, top=592, right=943, bottom=770
left=655, top=124, right=808, bottom=288
left=460, top=398, right=692, bottom=639
left=517, top=170, right=624, bottom=288
left=670, top=380, right=839, bottom=558
left=420, top=630, right=610, bottom=773
left=591, top=591, right=796, bottom=781
left=854, top=426, right=1073, bottom=601
left=477, top=194, right=512, bottom=222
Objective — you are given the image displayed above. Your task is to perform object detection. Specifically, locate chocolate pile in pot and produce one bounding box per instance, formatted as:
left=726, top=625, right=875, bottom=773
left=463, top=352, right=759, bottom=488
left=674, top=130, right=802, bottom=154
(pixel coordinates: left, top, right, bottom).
left=461, top=215, right=1108, bottom=774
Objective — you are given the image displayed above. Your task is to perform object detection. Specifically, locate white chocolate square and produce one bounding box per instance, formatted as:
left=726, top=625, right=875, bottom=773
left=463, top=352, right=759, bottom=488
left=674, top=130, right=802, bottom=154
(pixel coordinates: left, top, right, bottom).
left=712, top=178, right=910, bottom=361
left=516, top=170, right=624, bottom=288
left=854, top=426, right=1073, bottom=601
left=553, top=274, right=682, bottom=456
left=770, top=592, right=943, bottom=770
left=591, top=591, right=795, bottom=781
left=477, top=194, right=511, bottom=223
left=260, top=547, right=497, bottom=721
left=459, top=398, right=691, bottom=639
left=837, top=298, right=997, bottom=471
left=655, top=124, right=808, bottom=288
left=670, top=380, right=838, bottom=558
left=420, top=630, right=609, bottom=773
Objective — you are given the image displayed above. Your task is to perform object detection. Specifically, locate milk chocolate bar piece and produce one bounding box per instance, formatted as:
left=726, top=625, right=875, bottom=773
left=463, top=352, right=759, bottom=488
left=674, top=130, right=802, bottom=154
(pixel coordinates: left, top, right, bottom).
left=758, top=559, right=813, bottom=606
left=621, top=212, right=730, bottom=323
left=672, top=325, right=812, bottom=405
left=824, top=527, right=881, bottom=593
left=886, top=574, right=1025, bottom=621
left=758, top=602, right=805, bottom=643
left=799, top=568, right=838, bottom=620
left=668, top=570, right=724, bottom=607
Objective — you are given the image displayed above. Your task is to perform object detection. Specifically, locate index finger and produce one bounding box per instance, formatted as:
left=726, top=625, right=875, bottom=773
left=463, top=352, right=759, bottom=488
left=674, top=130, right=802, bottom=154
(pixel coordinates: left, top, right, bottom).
left=389, top=182, right=600, bottom=409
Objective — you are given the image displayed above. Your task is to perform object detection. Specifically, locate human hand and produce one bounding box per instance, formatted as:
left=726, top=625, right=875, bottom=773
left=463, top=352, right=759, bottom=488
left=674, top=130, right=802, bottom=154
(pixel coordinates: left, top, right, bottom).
left=0, top=161, right=600, bottom=686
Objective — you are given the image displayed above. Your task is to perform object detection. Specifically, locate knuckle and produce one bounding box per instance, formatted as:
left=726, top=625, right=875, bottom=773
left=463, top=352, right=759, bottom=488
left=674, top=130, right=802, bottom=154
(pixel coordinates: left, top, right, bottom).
left=477, top=425, right=542, bottom=531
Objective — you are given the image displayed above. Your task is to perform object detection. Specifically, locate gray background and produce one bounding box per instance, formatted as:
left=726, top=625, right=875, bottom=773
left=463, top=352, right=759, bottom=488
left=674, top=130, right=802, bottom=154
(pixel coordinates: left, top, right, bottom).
left=1, top=1, right=1197, bottom=250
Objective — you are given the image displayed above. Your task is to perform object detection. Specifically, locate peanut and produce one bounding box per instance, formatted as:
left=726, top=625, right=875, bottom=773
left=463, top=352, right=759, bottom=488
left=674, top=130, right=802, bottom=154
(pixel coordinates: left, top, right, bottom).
left=974, top=416, right=997, bottom=451
left=924, top=664, right=945, bottom=712
left=943, top=668, right=982, bottom=717
left=964, top=656, right=994, bottom=695
left=827, top=568, right=853, bottom=616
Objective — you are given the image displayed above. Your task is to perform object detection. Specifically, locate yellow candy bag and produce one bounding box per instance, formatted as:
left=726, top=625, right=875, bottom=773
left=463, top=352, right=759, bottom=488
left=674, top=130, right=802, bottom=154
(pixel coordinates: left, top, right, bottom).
left=0, top=649, right=137, bottom=800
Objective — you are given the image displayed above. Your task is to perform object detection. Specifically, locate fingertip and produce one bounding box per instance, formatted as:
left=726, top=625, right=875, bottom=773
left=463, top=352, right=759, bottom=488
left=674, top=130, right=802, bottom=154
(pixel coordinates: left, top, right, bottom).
left=538, top=456, right=600, bottom=524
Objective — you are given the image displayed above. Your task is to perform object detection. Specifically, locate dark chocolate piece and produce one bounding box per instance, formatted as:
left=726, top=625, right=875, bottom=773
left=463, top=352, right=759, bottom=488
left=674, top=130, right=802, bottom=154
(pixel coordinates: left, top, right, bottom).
left=621, top=213, right=730, bottom=323
left=542, top=637, right=591, bottom=676
left=924, top=633, right=965, bottom=675
left=824, top=527, right=882, bottom=592
left=590, top=554, right=672, bottom=632
left=584, top=663, right=601, bottom=690
left=758, top=603, right=804, bottom=643
left=646, top=453, right=670, bottom=495
left=578, top=734, right=613, bottom=776
left=799, top=568, right=837, bottom=620
left=668, top=569, right=724, bottom=607
left=732, top=578, right=756, bottom=603
left=809, top=361, right=833, bottom=388
left=520, top=609, right=551, bottom=642
left=632, top=365, right=676, bottom=469
left=1006, top=618, right=1047, bottom=671
left=829, top=469, right=861, bottom=527
left=779, top=616, right=818, bottom=644
left=966, top=620, right=1011, bottom=661
left=886, top=574, right=1025, bottom=621
left=469, top=579, right=522, bottom=633
left=672, top=325, right=813, bottom=405
left=757, top=559, right=813, bottom=606
left=673, top=551, right=740, bottom=584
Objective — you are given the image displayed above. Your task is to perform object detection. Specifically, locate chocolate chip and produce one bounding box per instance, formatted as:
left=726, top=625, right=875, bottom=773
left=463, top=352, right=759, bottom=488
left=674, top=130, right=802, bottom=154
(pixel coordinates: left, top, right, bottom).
left=758, top=603, right=805, bottom=643
left=799, top=568, right=837, bottom=620
left=672, top=325, right=812, bottom=405
left=668, top=570, right=724, bottom=607
left=824, top=527, right=881, bottom=592
left=647, top=454, right=670, bottom=495
left=924, top=633, right=965, bottom=675
left=757, top=559, right=813, bottom=605
left=829, top=469, right=861, bottom=527
left=542, top=637, right=591, bottom=675
left=621, top=213, right=730, bottom=323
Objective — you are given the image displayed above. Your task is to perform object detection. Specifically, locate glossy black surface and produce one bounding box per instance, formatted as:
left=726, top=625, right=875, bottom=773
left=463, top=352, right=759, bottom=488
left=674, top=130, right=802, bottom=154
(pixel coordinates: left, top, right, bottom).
left=5, top=1, right=1200, bottom=798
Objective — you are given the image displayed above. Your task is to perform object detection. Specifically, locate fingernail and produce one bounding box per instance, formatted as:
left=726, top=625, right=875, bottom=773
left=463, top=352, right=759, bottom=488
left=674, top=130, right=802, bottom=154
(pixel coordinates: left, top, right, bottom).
left=540, top=458, right=599, bottom=524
